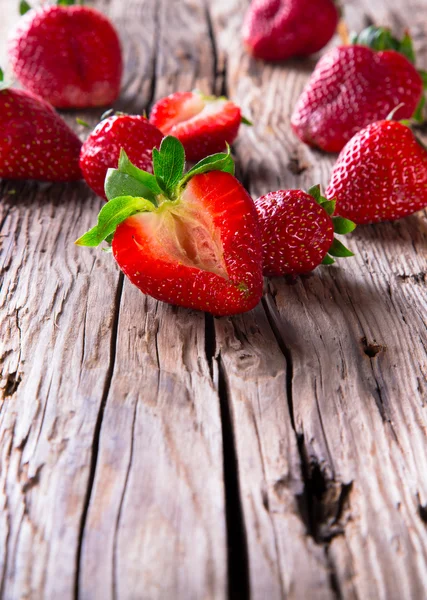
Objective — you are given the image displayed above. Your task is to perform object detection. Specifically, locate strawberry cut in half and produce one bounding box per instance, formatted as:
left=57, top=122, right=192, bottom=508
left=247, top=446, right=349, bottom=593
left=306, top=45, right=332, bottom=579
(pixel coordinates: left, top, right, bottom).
left=149, top=91, right=250, bottom=162
left=76, top=137, right=263, bottom=316
left=255, top=186, right=355, bottom=276
left=9, top=0, right=123, bottom=109
left=80, top=114, right=163, bottom=199
left=291, top=26, right=426, bottom=153
left=326, top=118, right=427, bottom=224
left=0, top=70, right=82, bottom=182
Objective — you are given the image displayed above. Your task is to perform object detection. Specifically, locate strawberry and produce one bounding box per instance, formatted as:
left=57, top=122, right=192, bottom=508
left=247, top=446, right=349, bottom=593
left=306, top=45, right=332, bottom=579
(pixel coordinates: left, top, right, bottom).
left=242, top=0, right=339, bottom=62
left=9, top=0, right=122, bottom=109
left=325, top=119, right=427, bottom=224
left=75, top=137, right=263, bottom=316
left=255, top=186, right=354, bottom=276
left=80, top=114, right=163, bottom=199
left=149, top=91, right=248, bottom=162
left=291, top=26, right=425, bottom=153
left=0, top=71, right=81, bottom=182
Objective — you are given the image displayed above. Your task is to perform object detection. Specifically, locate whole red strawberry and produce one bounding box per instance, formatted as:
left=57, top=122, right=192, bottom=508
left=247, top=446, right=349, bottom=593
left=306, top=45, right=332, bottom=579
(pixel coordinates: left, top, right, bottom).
left=326, top=120, right=427, bottom=224
left=242, top=0, right=339, bottom=62
left=255, top=186, right=354, bottom=276
left=76, top=137, right=263, bottom=316
left=149, top=91, right=246, bottom=162
left=80, top=115, right=163, bottom=199
left=8, top=1, right=122, bottom=109
left=0, top=73, right=81, bottom=182
left=291, top=27, right=425, bottom=153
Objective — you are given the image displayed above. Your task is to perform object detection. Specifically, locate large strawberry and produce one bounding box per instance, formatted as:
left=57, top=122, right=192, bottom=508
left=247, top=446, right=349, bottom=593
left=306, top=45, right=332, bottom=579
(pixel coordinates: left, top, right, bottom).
left=80, top=114, right=163, bottom=199
left=255, top=186, right=354, bottom=276
left=76, top=137, right=263, bottom=316
left=242, top=0, right=339, bottom=62
left=9, top=0, right=122, bottom=109
left=149, top=91, right=248, bottom=162
left=291, top=26, right=425, bottom=153
left=325, top=119, right=427, bottom=224
left=0, top=71, right=81, bottom=182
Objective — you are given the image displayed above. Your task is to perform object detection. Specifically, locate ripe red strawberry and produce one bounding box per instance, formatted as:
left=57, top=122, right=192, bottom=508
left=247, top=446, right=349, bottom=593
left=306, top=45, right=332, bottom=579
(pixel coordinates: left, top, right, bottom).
left=80, top=115, right=163, bottom=199
left=242, top=0, right=339, bottom=62
left=255, top=186, right=355, bottom=276
left=291, top=27, right=425, bottom=153
left=325, top=120, right=427, bottom=224
left=8, top=1, right=122, bottom=109
left=149, top=91, right=245, bottom=162
left=0, top=73, right=81, bottom=182
left=76, top=137, right=263, bottom=316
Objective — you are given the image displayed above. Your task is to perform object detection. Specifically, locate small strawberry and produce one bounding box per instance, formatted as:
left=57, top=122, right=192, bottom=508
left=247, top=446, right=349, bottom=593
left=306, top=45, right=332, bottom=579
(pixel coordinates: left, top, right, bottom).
left=255, top=186, right=355, bottom=276
left=291, top=26, right=426, bottom=153
left=80, top=114, right=163, bottom=199
left=325, top=119, right=427, bottom=224
left=149, top=91, right=248, bottom=162
left=75, top=137, right=263, bottom=316
left=9, top=0, right=122, bottom=109
left=242, top=0, right=339, bottom=62
left=0, top=71, right=81, bottom=182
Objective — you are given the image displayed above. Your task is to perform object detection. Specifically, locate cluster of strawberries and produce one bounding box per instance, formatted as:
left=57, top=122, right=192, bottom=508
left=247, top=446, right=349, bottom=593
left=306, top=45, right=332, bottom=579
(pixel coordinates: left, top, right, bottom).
left=2, top=0, right=427, bottom=316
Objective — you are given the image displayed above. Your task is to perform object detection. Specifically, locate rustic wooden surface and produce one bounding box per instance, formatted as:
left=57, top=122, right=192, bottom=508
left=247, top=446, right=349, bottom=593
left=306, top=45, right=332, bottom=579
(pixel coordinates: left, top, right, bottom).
left=1, top=0, right=427, bottom=598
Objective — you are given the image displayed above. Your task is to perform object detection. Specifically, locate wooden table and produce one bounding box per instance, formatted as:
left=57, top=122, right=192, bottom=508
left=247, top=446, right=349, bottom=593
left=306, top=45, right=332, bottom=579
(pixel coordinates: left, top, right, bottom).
left=1, top=0, right=427, bottom=598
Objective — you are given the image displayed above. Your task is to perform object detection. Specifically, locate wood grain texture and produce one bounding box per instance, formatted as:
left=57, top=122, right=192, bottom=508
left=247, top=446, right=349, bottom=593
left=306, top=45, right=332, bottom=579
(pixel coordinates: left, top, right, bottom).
left=209, top=0, right=427, bottom=598
left=1, top=0, right=427, bottom=598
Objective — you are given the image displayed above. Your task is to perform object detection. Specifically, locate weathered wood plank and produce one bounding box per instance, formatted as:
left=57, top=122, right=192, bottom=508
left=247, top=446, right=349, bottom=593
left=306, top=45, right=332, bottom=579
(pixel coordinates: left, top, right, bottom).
left=79, top=2, right=227, bottom=599
left=209, top=0, right=427, bottom=598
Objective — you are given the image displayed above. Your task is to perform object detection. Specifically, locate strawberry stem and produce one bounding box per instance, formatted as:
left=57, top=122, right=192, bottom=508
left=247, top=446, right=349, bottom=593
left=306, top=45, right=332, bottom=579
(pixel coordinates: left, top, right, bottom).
left=351, top=26, right=416, bottom=64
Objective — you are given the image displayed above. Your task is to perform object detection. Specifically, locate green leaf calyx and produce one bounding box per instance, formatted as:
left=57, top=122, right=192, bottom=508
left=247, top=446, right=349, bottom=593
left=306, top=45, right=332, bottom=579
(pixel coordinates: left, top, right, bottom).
left=308, top=185, right=355, bottom=265
left=75, top=136, right=236, bottom=249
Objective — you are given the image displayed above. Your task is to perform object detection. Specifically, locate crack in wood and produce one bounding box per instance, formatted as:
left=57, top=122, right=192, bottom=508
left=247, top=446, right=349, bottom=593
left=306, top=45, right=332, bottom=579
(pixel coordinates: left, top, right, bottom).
left=262, top=292, right=352, bottom=598
left=74, top=273, right=124, bottom=600
left=215, top=354, right=250, bottom=600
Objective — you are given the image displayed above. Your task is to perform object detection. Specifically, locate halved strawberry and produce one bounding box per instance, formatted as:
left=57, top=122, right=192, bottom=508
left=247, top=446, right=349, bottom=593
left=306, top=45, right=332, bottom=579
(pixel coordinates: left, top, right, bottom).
left=76, top=137, right=263, bottom=316
left=255, top=186, right=355, bottom=276
left=149, top=91, right=247, bottom=162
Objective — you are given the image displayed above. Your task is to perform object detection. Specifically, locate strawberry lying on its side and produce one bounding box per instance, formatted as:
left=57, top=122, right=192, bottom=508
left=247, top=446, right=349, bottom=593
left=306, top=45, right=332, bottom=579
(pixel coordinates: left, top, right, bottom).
left=255, top=186, right=355, bottom=276
left=76, top=137, right=263, bottom=316
left=242, top=0, right=339, bottom=62
left=326, top=119, right=427, bottom=224
left=9, top=0, right=122, bottom=109
left=149, top=91, right=247, bottom=162
left=80, top=114, right=163, bottom=199
left=0, top=70, right=81, bottom=182
left=291, top=26, right=425, bottom=153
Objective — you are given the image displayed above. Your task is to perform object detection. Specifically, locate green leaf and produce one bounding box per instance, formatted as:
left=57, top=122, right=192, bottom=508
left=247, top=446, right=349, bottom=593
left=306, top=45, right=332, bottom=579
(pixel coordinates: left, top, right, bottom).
left=352, top=26, right=416, bottom=64
left=75, top=195, right=155, bottom=247
left=180, top=145, right=235, bottom=187
left=399, top=32, right=415, bottom=64
left=308, top=185, right=321, bottom=203
left=76, top=117, right=90, bottom=128
left=322, top=254, right=335, bottom=265
left=105, top=169, right=158, bottom=204
left=0, top=68, right=3, bottom=83
left=241, top=115, right=253, bottom=126
left=332, top=216, right=356, bottom=235
left=328, top=238, right=354, bottom=258
left=117, top=149, right=161, bottom=196
left=419, top=70, right=427, bottom=89
left=19, top=0, right=31, bottom=14
left=152, top=136, right=185, bottom=199
left=413, top=94, right=426, bottom=123
left=320, top=199, right=336, bottom=216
